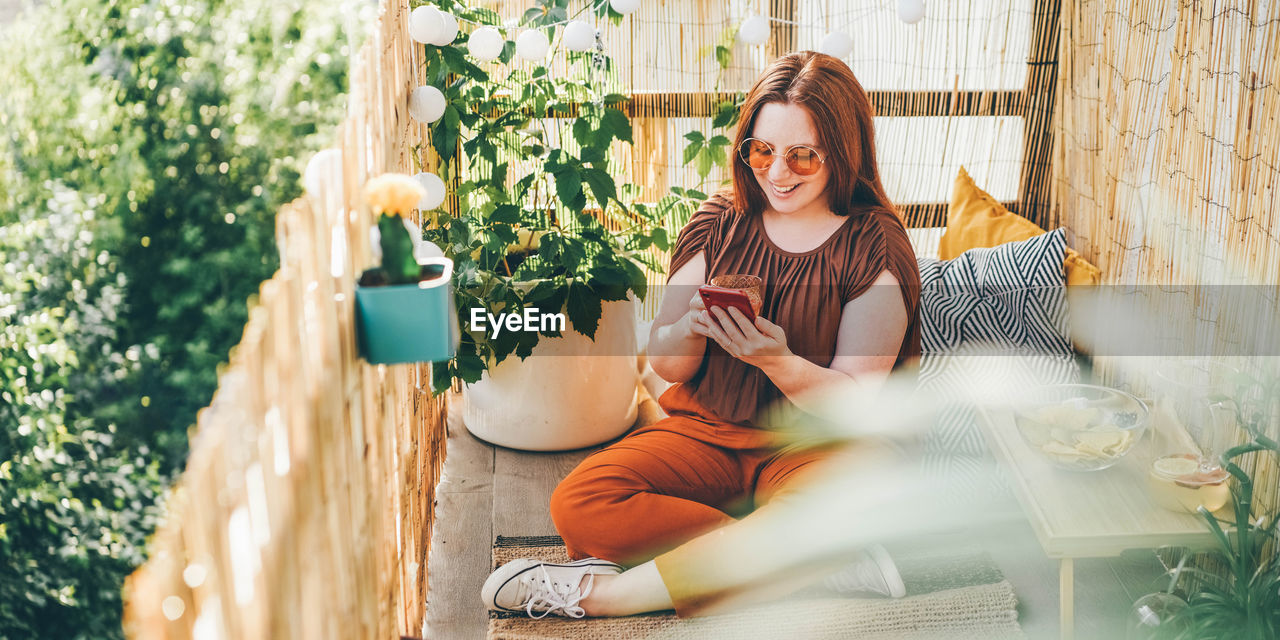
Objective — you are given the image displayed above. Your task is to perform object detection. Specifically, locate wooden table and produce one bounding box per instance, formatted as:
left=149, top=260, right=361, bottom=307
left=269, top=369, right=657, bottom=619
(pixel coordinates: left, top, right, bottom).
left=976, top=407, right=1219, bottom=640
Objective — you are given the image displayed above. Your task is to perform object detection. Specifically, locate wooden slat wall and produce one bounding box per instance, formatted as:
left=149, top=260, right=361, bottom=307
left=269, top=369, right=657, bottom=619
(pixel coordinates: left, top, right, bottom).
left=122, top=1, right=444, bottom=638
left=1019, top=0, right=1062, bottom=229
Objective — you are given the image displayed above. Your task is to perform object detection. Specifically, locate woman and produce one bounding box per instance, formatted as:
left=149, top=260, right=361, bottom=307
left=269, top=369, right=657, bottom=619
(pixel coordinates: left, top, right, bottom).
left=481, top=51, right=922, bottom=619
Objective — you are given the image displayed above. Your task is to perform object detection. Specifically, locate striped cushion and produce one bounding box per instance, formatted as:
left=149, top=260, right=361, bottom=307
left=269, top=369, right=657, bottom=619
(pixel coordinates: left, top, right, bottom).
left=917, top=229, right=1072, bottom=357
left=914, top=230, right=1080, bottom=498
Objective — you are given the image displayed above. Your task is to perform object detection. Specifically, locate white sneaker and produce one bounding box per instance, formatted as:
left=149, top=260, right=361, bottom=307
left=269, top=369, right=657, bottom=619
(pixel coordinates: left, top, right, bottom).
left=481, top=558, right=623, bottom=618
left=822, top=545, right=906, bottom=598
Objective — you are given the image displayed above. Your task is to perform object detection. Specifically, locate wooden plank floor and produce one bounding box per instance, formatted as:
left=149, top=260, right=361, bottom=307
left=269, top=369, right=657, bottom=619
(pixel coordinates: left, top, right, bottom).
left=423, top=392, right=1165, bottom=640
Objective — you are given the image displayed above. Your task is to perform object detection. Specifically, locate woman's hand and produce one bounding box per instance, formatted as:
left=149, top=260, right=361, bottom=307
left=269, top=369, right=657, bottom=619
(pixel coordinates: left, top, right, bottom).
left=681, top=290, right=715, bottom=340
left=694, top=305, right=791, bottom=369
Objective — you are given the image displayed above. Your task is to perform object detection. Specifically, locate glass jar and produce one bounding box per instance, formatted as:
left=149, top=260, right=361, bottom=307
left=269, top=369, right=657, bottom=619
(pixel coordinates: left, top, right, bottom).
left=1147, top=359, right=1239, bottom=513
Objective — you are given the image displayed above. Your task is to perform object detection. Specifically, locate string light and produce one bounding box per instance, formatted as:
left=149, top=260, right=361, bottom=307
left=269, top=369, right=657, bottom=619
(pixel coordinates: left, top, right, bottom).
left=417, top=2, right=925, bottom=68
left=898, top=0, right=926, bottom=25
left=409, top=6, right=445, bottom=45
left=303, top=148, right=342, bottom=196
left=609, top=0, right=641, bottom=14
left=563, top=20, right=597, bottom=52
left=819, top=31, right=854, bottom=58
left=414, top=172, right=447, bottom=210
left=432, top=11, right=460, bottom=45
left=737, top=14, right=770, bottom=45
left=466, top=26, right=505, bottom=61
left=408, top=86, right=446, bottom=123
left=515, top=29, right=551, bottom=61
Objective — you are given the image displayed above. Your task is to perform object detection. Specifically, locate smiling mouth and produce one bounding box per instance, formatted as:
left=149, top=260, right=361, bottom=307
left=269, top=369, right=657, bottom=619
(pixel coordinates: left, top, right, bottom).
left=772, top=184, right=799, bottom=194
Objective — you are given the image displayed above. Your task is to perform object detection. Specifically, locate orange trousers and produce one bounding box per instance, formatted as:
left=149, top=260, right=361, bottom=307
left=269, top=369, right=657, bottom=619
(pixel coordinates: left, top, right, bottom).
left=549, top=384, right=854, bottom=615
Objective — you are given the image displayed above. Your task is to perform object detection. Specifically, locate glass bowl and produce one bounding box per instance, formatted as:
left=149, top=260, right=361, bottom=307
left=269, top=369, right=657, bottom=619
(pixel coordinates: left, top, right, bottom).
left=1013, top=384, right=1150, bottom=471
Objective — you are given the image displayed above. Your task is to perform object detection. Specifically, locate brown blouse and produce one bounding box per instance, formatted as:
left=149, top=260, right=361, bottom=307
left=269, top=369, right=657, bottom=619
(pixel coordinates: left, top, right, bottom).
left=666, top=194, right=922, bottom=425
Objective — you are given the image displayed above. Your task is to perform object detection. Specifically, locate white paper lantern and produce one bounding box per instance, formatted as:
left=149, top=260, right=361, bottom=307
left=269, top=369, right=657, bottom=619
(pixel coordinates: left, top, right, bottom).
left=431, top=11, right=459, bottom=46
left=414, top=172, right=447, bottom=210
left=563, top=20, right=597, bottom=52
left=467, top=26, right=505, bottom=61
left=738, top=15, right=770, bottom=46
left=416, top=239, right=445, bottom=262
left=898, top=0, right=925, bottom=25
left=610, top=0, right=641, bottom=15
left=303, top=148, right=342, bottom=196
left=408, top=6, right=443, bottom=44
left=515, top=29, right=550, bottom=61
left=408, top=86, right=446, bottom=123
left=818, top=31, right=853, bottom=58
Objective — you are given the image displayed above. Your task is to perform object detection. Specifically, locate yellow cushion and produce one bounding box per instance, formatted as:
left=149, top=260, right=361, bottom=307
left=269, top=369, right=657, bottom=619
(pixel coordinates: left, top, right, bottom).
left=939, top=167, right=1101, bottom=286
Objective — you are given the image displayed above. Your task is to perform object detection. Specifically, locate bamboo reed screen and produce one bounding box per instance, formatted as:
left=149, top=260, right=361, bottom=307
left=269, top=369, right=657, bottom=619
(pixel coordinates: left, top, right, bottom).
left=1054, top=0, right=1279, bottom=557
left=122, top=1, right=444, bottom=638
left=470, top=0, right=1057, bottom=226
left=463, top=0, right=1059, bottom=321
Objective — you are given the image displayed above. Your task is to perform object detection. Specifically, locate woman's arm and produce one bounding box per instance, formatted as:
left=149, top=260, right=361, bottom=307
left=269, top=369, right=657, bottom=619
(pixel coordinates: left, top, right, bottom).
left=647, top=252, right=713, bottom=383
left=701, top=270, right=908, bottom=413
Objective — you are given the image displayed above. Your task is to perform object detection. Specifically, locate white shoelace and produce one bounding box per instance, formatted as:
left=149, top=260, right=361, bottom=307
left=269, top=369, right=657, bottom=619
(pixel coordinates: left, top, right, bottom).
left=523, top=564, right=596, bottom=619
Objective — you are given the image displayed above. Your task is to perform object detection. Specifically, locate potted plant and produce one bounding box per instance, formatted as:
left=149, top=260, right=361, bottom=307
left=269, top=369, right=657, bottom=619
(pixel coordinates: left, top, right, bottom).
left=411, top=0, right=690, bottom=449
left=354, top=173, right=458, bottom=365
left=1132, top=366, right=1280, bottom=640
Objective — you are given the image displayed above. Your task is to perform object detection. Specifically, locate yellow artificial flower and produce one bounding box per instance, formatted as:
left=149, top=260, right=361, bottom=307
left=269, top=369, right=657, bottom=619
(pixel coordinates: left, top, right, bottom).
left=364, top=173, right=426, bottom=217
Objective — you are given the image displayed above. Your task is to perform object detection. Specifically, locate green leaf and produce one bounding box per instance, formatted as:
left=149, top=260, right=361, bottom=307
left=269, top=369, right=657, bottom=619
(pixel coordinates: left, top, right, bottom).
left=522, top=279, right=560, bottom=303
left=553, top=166, right=585, bottom=211
left=714, top=44, right=732, bottom=69
left=696, top=148, right=714, bottom=178
left=588, top=263, right=631, bottom=301
left=709, top=143, right=727, bottom=168
left=455, top=351, right=487, bottom=382
left=433, top=106, right=462, bottom=165
left=561, top=237, right=587, bottom=272
left=601, top=107, right=632, bottom=143
left=572, top=117, right=593, bottom=148
left=709, top=134, right=731, bottom=146
left=622, top=257, right=648, bottom=301
left=682, top=140, right=702, bottom=166
left=713, top=101, right=739, bottom=128
left=683, top=130, right=706, bottom=144
left=649, top=227, right=671, bottom=251
left=490, top=204, right=521, bottom=224
left=514, top=328, right=541, bottom=359
left=536, top=232, right=560, bottom=259
left=490, top=224, right=519, bottom=246
left=582, top=168, right=616, bottom=211
left=565, top=280, right=602, bottom=339
left=579, top=145, right=607, bottom=166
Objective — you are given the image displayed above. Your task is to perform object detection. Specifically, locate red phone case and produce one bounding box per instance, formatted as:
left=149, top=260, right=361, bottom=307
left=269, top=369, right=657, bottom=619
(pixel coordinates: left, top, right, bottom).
left=698, top=285, right=757, bottom=321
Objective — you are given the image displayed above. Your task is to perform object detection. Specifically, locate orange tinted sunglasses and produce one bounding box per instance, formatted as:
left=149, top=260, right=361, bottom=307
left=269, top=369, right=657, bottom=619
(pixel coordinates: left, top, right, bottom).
left=739, top=138, right=826, bottom=176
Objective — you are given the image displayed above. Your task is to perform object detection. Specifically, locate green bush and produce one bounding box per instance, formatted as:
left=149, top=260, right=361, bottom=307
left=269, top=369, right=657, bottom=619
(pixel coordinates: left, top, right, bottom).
left=0, top=186, right=166, bottom=639
left=1, top=0, right=368, bottom=471
left=0, top=0, right=368, bottom=635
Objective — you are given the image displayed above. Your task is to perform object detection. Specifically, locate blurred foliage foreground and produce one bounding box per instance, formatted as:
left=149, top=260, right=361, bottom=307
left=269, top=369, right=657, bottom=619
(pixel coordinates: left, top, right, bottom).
left=0, top=0, right=368, bottom=636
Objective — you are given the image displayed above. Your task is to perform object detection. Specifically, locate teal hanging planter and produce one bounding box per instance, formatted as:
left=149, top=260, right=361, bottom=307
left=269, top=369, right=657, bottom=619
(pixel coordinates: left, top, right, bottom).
left=355, top=257, right=458, bottom=365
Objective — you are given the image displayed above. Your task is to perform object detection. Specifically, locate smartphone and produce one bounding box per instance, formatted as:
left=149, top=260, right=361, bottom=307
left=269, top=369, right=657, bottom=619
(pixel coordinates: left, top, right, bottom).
left=698, top=285, right=757, bottom=321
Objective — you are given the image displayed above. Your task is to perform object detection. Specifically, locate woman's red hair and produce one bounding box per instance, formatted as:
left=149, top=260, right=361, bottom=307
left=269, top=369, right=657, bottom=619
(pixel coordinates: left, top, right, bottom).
left=731, top=51, right=895, bottom=219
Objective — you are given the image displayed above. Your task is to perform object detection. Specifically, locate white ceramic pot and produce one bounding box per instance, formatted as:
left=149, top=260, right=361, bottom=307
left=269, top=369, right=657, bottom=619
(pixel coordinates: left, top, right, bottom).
left=462, top=298, right=639, bottom=451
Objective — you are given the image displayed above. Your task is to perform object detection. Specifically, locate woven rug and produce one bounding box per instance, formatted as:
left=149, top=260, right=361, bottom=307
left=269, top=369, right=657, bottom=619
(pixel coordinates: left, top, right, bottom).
left=488, top=536, right=1025, bottom=640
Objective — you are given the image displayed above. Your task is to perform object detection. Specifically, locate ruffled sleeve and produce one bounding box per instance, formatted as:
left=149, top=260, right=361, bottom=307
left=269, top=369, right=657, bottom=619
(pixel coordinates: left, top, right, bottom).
left=840, top=210, right=919, bottom=307
left=667, top=194, right=731, bottom=279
